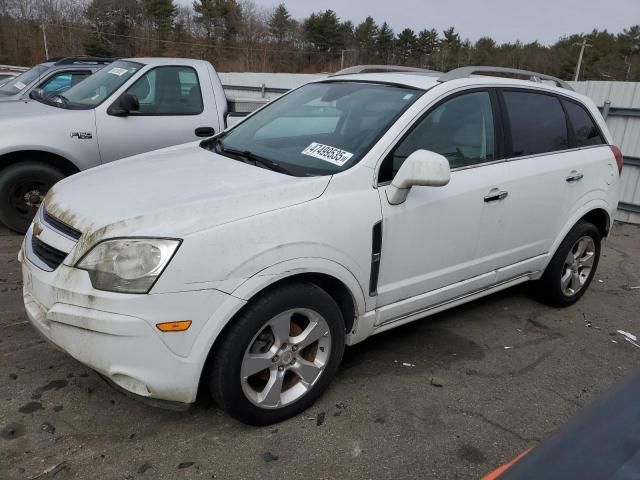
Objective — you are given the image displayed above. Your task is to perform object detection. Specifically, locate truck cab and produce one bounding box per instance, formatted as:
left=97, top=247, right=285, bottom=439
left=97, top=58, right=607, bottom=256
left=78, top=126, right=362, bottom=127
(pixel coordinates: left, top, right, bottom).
left=0, top=57, right=252, bottom=233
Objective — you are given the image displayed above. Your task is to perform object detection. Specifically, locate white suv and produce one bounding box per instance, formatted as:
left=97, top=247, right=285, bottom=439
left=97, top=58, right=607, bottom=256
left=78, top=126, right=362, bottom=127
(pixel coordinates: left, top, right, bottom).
left=20, top=66, right=622, bottom=425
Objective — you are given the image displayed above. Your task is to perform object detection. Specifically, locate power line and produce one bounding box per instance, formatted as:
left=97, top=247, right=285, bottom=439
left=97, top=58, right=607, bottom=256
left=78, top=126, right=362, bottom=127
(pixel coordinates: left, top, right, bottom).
left=51, top=21, right=341, bottom=57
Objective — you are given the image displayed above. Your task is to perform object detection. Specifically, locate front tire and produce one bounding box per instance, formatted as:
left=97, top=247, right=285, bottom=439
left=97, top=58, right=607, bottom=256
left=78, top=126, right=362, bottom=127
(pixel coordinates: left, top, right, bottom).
left=536, top=221, right=601, bottom=307
left=0, top=162, right=65, bottom=234
left=209, top=282, right=345, bottom=425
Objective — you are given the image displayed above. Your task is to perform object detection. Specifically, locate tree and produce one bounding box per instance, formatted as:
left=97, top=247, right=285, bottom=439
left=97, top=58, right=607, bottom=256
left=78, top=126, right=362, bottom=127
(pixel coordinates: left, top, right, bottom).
left=473, top=36, right=496, bottom=65
left=376, top=21, right=394, bottom=63
left=193, top=0, right=241, bottom=45
left=303, top=10, right=342, bottom=51
left=396, top=28, right=416, bottom=64
left=84, top=0, right=141, bottom=57
left=416, top=28, right=438, bottom=68
left=268, top=3, right=293, bottom=44
left=354, top=16, right=378, bottom=63
left=142, top=0, right=177, bottom=53
left=440, top=26, right=461, bottom=70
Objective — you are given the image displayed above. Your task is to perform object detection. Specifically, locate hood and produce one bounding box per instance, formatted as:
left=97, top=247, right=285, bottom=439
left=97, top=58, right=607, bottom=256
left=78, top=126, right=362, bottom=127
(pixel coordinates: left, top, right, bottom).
left=0, top=98, right=63, bottom=117
left=45, top=142, right=331, bottom=257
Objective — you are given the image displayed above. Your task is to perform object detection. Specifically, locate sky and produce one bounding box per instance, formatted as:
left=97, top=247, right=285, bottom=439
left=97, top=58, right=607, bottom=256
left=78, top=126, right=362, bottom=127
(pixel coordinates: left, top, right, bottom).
left=178, top=0, right=639, bottom=45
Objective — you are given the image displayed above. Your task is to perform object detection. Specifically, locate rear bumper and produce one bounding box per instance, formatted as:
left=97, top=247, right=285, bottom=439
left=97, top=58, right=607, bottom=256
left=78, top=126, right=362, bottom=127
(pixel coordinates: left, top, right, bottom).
left=21, top=244, right=244, bottom=404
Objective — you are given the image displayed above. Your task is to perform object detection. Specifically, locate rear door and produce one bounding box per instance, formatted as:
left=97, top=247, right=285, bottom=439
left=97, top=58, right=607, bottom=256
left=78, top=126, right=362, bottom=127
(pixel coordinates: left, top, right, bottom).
left=486, top=89, right=575, bottom=281
left=95, top=65, right=217, bottom=164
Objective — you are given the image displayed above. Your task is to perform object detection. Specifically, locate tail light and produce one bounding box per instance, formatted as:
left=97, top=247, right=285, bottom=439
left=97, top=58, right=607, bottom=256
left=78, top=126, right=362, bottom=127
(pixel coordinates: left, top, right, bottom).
left=610, top=145, right=624, bottom=174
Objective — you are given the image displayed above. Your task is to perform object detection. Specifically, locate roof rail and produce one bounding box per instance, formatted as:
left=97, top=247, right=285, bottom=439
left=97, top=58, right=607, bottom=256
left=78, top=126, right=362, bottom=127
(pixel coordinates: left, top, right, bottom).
left=438, top=66, right=573, bottom=91
left=330, top=65, right=441, bottom=77
left=53, top=56, right=115, bottom=65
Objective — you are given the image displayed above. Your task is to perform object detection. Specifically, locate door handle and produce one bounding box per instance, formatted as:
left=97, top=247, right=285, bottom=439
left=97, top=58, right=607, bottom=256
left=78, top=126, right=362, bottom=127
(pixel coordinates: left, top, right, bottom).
left=484, top=190, right=508, bottom=202
left=195, top=126, right=215, bottom=137
left=566, top=171, right=584, bottom=183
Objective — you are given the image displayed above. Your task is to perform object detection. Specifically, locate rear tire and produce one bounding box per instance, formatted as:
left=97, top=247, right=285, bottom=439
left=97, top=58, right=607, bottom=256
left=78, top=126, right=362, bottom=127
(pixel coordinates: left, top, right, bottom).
left=535, top=221, right=601, bottom=307
left=0, top=162, right=65, bottom=234
left=209, top=282, right=345, bottom=425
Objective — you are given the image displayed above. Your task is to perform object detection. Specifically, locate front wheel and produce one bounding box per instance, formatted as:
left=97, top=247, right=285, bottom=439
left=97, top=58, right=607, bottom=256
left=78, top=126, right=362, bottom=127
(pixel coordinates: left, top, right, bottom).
left=536, top=221, right=601, bottom=307
left=209, top=282, right=345, bottom=425
left=0, top=162, right=65, bottom=234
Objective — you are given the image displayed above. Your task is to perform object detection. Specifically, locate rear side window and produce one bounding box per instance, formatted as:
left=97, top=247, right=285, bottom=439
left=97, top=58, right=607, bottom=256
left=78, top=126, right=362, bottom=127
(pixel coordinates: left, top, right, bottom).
left=503, top=91, right=568, bottom=157
left=563, top=100, right=604, bottom=147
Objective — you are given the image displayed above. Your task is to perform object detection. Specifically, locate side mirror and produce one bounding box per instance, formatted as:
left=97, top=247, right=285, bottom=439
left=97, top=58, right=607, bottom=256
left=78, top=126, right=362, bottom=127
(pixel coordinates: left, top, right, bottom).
left=386, top=150, right=451, bottom=205
left=29, top=88, right=45, bottom=101
left=107, top=92, right=139, bottom=117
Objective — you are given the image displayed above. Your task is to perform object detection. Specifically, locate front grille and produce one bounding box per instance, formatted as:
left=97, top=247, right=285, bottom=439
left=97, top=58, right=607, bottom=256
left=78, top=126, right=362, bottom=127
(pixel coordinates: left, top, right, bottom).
left=31, top=235, right=67, bottom=270
left=43, top=209, right=81, bottom=240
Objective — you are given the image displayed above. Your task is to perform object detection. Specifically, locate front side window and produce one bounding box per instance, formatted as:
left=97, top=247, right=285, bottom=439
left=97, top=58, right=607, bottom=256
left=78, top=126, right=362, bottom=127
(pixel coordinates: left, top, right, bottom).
left=562, top=100, right=604, bottom=147
left=210, top=82, right=422, bottom=176
left=503, top=91, right=568, bottom=157
left=59, top=61, right=142, bottom=109
left=380, top=91, right=495, bottom=182
left=125, top=66, right=203, bottom=115
left=0, top=64, right=48, bottom=95
left=40, top=71, right=90, bottom=94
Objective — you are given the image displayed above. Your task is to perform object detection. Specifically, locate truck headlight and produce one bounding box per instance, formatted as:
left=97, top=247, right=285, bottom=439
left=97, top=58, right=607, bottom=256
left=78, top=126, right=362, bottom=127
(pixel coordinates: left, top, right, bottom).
left=76, top=238, right=181, bottom=293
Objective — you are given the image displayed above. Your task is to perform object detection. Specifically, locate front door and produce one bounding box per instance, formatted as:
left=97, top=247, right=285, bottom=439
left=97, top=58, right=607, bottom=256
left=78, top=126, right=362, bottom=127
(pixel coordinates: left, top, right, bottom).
left=375, top=89, right=507, bottom=324
left=95, top=65, right=212, bottom=164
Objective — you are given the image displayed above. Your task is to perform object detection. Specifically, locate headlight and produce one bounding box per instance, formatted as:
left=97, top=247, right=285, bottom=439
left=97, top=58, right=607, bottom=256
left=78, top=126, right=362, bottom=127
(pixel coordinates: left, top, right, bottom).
left=76, top=238, right=181, bottom=293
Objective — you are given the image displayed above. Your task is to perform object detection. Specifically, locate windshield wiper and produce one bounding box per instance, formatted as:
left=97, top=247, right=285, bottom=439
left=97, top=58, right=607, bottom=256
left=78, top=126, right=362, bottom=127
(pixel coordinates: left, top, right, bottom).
left=212, top=138, right=292, bottom=175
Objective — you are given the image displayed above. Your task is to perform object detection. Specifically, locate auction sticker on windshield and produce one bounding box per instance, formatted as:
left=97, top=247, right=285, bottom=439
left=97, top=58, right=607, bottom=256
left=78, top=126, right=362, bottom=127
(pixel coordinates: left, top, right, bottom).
left=302, top=143, right=354, bottom=166
left=108, top=67, right=128, bottom=76
left=14, top=81, right=26, bottom=90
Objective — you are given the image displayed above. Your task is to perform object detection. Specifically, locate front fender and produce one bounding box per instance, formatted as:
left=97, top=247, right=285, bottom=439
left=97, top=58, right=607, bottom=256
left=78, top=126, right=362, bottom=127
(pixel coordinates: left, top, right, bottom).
left=230, top=257, right=368, bottom=317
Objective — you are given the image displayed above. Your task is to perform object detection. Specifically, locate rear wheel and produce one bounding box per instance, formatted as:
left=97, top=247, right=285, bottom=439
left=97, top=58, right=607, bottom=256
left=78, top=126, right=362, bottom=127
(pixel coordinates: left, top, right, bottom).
left=536, top=221, right=601, bottom=307
left=0, top=162, right=65, bottom=234
left=209, top=282, right=345, bottom=425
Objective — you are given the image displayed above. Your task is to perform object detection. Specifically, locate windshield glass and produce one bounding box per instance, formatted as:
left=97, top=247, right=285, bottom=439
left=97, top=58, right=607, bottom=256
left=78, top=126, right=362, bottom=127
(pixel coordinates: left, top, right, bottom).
left=211, top=81, right=422, bottom=176
left=0, top=64, right=48, bottom=96
left=59, top=61, right=142, bottom=109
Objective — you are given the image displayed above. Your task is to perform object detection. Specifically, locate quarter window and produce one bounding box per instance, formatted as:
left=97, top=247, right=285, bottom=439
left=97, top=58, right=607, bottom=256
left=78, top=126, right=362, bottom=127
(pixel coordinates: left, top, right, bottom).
left=503, top=91, right=568, bottom=157
left=563, top=100, right=604, bottom=147
left=126, top=66, right=203, bottom=115
left=380, top=91, right=495, bottom=182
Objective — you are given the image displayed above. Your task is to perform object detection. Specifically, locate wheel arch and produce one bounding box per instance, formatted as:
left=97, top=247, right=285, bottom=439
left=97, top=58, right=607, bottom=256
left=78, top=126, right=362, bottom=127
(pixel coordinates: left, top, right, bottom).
left=196, top=264, right=365, bottom=400
left=545, top=202, right=613, bottom=276
left=0, top=150, right=80, bottom=176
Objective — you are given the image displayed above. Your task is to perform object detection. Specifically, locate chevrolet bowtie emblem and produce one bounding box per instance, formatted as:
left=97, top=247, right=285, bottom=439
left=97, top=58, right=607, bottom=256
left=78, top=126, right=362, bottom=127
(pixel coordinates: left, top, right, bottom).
left=33, top=222, right=43, bottom=238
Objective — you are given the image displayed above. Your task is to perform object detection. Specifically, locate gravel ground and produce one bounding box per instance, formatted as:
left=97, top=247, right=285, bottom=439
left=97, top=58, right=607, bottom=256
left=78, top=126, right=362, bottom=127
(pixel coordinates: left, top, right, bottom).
left=1, top=222, right=639, bottom=480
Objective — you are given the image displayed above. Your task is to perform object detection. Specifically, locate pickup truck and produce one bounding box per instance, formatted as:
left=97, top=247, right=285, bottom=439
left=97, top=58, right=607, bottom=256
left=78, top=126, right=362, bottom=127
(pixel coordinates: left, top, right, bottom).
left=0, top=57, right=263, bottom=233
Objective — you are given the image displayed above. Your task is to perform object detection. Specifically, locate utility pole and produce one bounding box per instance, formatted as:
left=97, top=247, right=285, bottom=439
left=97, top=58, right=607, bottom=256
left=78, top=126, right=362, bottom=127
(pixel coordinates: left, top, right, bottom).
left=42, top=23, right=49, bottom=60
left=573, top=38, right=592, bottom=81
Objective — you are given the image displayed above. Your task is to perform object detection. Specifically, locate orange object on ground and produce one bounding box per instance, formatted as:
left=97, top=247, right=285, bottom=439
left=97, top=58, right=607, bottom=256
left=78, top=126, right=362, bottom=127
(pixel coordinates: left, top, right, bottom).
left=482, top=449, right=531, bottom=480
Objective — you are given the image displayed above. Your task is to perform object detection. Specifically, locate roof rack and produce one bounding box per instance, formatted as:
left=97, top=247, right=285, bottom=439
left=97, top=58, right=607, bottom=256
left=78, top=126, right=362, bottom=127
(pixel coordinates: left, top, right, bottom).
left=53, top=56, right=115, bottom=65
left=438, top=66, right=573, bottom=91
left=330, top=65, right=441, bottom=77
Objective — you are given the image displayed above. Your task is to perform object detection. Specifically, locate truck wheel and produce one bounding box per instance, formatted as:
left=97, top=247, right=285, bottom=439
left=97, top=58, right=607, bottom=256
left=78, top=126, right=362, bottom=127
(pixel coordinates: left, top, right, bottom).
left=0, top=162, right=65, bottom=234
left=536, top=221, right=601, bottom=307
left=209, top=282, right=345, bottom=425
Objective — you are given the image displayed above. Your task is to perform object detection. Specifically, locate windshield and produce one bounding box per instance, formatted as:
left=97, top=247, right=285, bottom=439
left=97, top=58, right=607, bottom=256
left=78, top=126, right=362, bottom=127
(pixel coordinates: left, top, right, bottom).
left=0, top=64, right=48, bottom=96
left=210, top=81, right=422, bottom=176
left=58, top=60, right=142, bottom=109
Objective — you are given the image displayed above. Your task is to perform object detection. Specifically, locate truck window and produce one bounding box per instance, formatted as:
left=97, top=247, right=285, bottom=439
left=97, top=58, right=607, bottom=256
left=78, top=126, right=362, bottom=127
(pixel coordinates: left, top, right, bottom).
left=40, top=71, right=91, bottom=94
left=126, top=66, right=203, bottom=115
